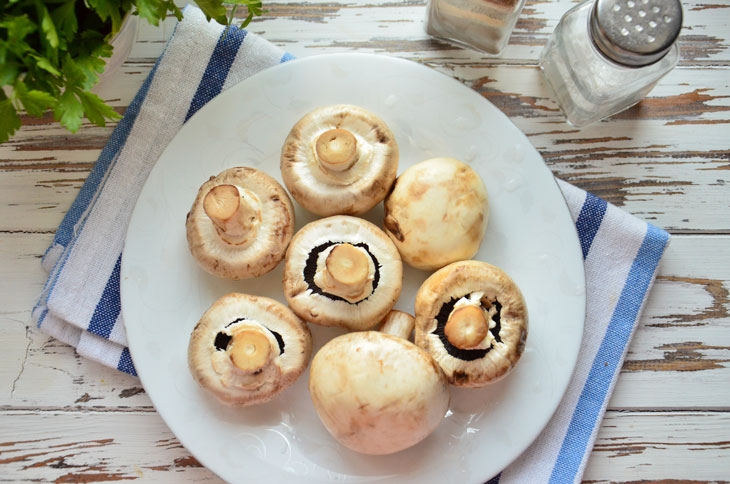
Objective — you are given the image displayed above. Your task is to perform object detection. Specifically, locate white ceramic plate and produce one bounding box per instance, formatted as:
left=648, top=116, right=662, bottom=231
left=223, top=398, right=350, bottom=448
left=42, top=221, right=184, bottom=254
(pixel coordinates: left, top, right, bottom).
left=121, top=53, right=585, bottom=484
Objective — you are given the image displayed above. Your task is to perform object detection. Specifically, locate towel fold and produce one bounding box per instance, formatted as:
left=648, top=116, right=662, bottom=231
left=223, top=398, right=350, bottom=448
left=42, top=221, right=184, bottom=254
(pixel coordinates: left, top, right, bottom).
left=31, top=6, right=669, bottom=483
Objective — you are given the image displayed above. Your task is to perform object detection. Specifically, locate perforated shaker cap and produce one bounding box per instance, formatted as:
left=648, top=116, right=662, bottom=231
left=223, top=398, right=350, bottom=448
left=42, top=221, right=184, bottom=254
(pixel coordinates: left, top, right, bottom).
left=590, top=0, right=683, bottom=67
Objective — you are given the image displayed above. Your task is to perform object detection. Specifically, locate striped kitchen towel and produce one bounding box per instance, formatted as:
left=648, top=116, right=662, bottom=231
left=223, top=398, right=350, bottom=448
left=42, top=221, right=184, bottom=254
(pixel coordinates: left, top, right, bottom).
left=31, top=5, right=669, bottom=484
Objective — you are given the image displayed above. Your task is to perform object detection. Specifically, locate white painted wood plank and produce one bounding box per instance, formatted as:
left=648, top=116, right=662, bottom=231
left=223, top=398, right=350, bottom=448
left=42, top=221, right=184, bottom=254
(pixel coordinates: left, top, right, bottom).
left=610, top=235, right=730, bottom=408
left=128, top=0, right=730, bottom=64
left=2, top=234, right=728, bottom=409
left=1, top=410, right=728, bottom=483
left=583, top=411, right=730, bottom=483
left=2, top=65, right=729, bottom=232
left=0, top=411, right=220, bottom=483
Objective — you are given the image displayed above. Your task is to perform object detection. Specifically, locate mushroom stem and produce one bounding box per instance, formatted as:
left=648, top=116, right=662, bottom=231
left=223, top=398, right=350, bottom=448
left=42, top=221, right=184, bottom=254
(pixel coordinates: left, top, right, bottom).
left=322, top=243, right=370, bottom=300
left=444, top=305, right=489, bottom=349
left=378, top=310, right=415, bottom=341
left=315, top=129, right=358, bottom=172
left=203, top=184, right=261, bottom=246
left=228, top=328, right=272, bottom=373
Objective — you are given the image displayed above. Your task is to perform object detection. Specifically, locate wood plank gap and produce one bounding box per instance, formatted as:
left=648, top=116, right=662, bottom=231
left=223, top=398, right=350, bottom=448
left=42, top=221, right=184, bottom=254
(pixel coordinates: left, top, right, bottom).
left=0, top=407, right=156, bottom=414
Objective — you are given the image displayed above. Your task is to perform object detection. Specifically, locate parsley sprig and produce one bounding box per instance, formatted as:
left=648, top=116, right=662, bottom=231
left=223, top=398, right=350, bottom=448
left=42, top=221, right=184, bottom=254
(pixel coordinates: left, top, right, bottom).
left=0, top=0, right=261, bottom=143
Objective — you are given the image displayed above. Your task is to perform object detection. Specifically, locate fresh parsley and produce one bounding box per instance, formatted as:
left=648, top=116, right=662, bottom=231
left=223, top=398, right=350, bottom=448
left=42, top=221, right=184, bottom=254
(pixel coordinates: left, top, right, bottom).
left=0, top=0, right=261, bottom=143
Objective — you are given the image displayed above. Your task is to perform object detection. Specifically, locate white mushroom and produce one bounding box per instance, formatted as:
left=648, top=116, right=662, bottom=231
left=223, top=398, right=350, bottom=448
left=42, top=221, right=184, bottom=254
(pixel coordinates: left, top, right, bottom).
left=186, top=167, right=295, bottom=279
left=383, top=157, right=489, bottom=271
left=283, top=215, right=403, bottom=331
left=188, top=293, right=312, bottom=406
left=309, top=311, right=449, bottom=455
left=414, top=260, right=528, bottom=387
left=280, top=104, right=399, bottom=216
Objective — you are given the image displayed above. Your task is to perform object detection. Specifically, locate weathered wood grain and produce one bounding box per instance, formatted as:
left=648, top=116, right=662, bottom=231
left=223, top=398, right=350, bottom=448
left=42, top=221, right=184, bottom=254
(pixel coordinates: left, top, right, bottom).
left=583, top=411, right=730, bottom=483
left=2, top=65, right=728, bottom=233
left=0, top=411, right=217, bottom=483
left=231, top=0, right=730, bottom=65
left=1, top=410, right=728, bottom=483
left=1, top=0, right=729, bottom=481
left=3, top=232, right=728, bottom=409
left=610, top=235, right=730, bottom=409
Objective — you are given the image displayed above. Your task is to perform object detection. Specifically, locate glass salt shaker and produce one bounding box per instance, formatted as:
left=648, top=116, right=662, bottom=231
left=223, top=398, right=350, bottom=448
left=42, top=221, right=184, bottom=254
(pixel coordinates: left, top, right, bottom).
left=538, top=0, right=682, bottom=127
left=426, top=0, right=527, bottom=55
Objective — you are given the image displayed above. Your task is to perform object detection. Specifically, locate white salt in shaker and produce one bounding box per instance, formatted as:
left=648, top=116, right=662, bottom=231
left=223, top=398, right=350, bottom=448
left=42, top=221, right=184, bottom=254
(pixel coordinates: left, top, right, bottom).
left=539, top=0, right=682, bottom=127
left=426, top=0, right=527, bottom=55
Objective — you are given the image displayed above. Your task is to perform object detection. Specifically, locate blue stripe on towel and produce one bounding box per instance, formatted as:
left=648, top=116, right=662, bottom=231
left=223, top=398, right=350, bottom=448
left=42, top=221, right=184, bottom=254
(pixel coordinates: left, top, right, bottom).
left=574, top=192, right=607, bottom=260
left=45, top=62, right=162, bottom=260
left=185, top=27, right=247, bottom=122
left=117, top=347, right=137, bottom=376
left=280, top=52, right=295, bottom=63
left=547, top=224, right=669, bottom=483
left=88, top=255, right=122, bottom=339
left=34, top=62, right=164, bottom=328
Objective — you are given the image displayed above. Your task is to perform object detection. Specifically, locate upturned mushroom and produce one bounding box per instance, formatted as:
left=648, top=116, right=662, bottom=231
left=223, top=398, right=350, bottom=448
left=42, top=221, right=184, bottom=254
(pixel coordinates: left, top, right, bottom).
left=414, top=260, right=528, bottom=387
left=188, top=293, right=312, bottom=406
left=383, top=157, right=489, bottom=271
left=309, top=310, right=450, bottom=455
left=283, top=215, right=403, bottom=330
left=280, top=104, right=399, bottom=216
left=186, top=167, right=295, bottom=279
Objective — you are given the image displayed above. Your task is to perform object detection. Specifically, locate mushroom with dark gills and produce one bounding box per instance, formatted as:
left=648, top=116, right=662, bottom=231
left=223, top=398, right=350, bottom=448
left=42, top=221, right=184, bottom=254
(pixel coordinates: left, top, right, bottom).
left=309, top=310, right=450, bottom=455
left=186, top=167, right=295, bottom=280
left=280, top=104, right=399, bottom=216
left=283, top=216, right=403, bottom=331
left=383, top=157, right=488, bottom=271
left=414, top=260, right=528, bottom=387
left=188, top=293, right=312, bottom=406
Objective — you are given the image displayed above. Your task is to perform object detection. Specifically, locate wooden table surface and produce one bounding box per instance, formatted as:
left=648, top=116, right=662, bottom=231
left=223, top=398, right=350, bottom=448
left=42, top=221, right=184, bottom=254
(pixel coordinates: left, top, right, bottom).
left=2, top=0, right=729, bottom=482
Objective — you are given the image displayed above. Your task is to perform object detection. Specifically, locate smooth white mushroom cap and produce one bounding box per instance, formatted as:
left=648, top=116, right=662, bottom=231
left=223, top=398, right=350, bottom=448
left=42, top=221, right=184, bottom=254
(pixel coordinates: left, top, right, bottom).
left=309, top=331, right=450, bottom=455
left=281, top=104, right=399, bottom=216
left=188, top=293, right=312, bottom=407
left=186, top=167, right=295, bottom=280
left=384, top=157, right=488, bottom=271
left=415, top=260, right=528, bottom=387
left=283, top=216, right=403, bottom=330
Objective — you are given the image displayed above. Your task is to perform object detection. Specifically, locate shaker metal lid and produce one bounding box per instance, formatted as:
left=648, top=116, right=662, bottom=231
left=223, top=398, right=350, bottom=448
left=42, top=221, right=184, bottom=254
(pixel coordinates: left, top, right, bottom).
left=590, top=0, right=682, bottom=67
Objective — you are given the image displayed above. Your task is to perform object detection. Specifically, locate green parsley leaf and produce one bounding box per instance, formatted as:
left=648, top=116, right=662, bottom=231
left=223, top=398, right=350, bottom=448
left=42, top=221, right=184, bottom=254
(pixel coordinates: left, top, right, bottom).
left=195, top=0, right=229, bottom=25
left=86, top=0, right=123, bottom=34
left=0, top=98, right=22, bottom=144
left=135, top=0, right=165, bottom=26
left=78, top=90, right=121, bottom=126
left=14, top=81, right=56, bottom=117
left=40, top=5, right=60, bottom=49
left=0, top=15, right=36, bottom=42
left=52, top=1, right=79, bottom=39
left=0, top=61, right=20, bottom=86
left=54, top=88, right=84, bottom=133
left=30, top=55, right=62, bottom=77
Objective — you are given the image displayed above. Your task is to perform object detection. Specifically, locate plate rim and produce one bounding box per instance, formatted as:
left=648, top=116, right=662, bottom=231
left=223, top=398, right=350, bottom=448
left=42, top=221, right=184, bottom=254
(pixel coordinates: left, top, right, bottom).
left=121, top=52, right=586, bottom=483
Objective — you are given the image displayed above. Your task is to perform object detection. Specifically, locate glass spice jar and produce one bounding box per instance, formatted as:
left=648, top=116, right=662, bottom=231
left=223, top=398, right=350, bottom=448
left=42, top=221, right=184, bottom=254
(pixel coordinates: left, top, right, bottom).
left=425, top=0, right=527, bottom=55
left=538, top=0, right=682, bottom=127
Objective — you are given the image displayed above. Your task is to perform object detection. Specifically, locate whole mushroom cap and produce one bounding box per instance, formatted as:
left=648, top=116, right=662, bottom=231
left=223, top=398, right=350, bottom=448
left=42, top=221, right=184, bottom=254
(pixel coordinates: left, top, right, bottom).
left=188, top=293, right=312, bottom=407
left=283, top=215, right=403, bottom=331
left=309, top=331, right=450, bottom=455
left=280, top=104, right=399, bottom=216
left=414, top=260, right=528, bottom=387
left=384, top=157, right=488, bottom=271
left=186, top=167, right=295, bottom=280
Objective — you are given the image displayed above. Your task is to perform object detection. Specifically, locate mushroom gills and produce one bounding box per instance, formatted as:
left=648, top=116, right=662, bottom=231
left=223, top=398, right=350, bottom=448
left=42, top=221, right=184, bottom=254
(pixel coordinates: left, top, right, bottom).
left=213, top=318, right=286, bottom=355
left=303, top=241, right=381, bottom=304
left=432, top=297, right=503, bottom=361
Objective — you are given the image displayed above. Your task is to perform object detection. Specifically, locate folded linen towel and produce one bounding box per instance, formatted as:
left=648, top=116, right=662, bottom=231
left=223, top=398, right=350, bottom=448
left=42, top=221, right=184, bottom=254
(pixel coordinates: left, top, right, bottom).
left=31, top=6, right=669, bottom=484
